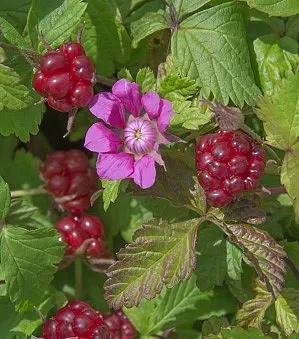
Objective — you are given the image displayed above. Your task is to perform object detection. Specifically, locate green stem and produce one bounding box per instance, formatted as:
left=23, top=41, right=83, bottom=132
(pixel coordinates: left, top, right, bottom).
left=10, top=187, right=48, bottom=198
left=75, top=258, right=83, bottom=300
left=241, top=124, right=282, bottom=164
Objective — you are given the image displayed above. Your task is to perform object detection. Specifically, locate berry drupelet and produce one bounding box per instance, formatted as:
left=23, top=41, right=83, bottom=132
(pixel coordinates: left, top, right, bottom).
left=195, top=130, right=265, bottom=207
left=41, top=150, right=97, bottom=215
left=55, top=215, right=109, bottom=258
left=42, top=301, right=111, bottom=339
left=104, top=311, right=137, bottom=339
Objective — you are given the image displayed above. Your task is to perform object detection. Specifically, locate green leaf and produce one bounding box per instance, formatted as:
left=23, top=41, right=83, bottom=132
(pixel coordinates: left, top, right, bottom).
left=208, top=210, right=287, bottom=298
left=215, top=327, right=271, bottom=338
left=202, top=316, right=229, bottom=337
left=158, top=74, right=197, bottom=101
left=172, top=2, right=260, bottom=106
left=0, top=17, right=29, bottom=47
left=284, top=242, right=299, bottom=271
left=169, top=0, right=212, bottom=16
left=281, top=142, right=299, bottom=223
left=131, top=11, right=169, bottom=48
left=0, top=177, right=10, bottom=220
left=102, top=180, right=122, bottom=211
left=1, top=225, right=64, bottom=311
left=136, top=68, right=156, bottom=93
left=28, top=0, right=87, bottom=50
left=0, top=0, right=31, bottom=32
left=257, top=71, right=299, bottom=150
left=253, top=34, right=299, bottom=95
left=125, top=275, right=206, bottom=334
left=129, top=157, right=200, bottom=212
left=82, top=0, right=131, bottom=76
left=226, top=242, right=243, bottom=281
left=236, top=280, right=273, bottom=328
left=104, top=218, right=201, bottom=310
left=275, top=293, right=299, bottom=337
left=0, top=296, right=22, bottom=338
left=170, top=100, right=213, bottom=130
left=240, top=0, right=299, bottom=17
left=196, top=226, right=227, bottom=291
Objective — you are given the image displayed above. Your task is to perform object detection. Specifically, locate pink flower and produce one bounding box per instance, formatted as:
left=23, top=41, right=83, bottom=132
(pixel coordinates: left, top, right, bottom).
left=84, top=79, right=176, bottom=189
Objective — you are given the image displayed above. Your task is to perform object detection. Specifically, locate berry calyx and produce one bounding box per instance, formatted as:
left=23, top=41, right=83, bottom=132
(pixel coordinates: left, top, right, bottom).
left=196, top=130, right=265, bottom=208
left=55, top=215, right=107, bottom=258
left=104, top=311, right=137, bottom=339
left=41, top=150, right=97, bottom=215
left=42, top=301, right=110, bottom=339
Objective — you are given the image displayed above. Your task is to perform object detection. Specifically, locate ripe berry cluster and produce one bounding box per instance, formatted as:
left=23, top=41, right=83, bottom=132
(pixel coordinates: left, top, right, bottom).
left=195, top=130, right=265, bottom=207
left=41, top=150, right=97, bottom=215
left=33, top=42, right=95, bottom=112
left=104, top=311, right=137, bottom=339
left=55, top=215, right=109, bottom=258
left=42, top=301, right=110, bottom=339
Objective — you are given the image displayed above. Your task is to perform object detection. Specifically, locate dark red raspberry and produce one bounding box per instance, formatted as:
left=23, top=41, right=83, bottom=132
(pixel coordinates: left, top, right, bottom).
left=42, top=301, right=110, bottom=339
left=196, top=130, right=265, bottom=207
left=33, top=40, right=95, bottom=116
left=55, top=215, right=107, bottom=258
left=104, top=311, right=137, bottom=339
left=42, top=150, right=97, bottom=215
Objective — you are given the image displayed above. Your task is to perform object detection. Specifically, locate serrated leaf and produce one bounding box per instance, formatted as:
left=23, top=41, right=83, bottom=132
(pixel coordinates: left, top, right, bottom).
left=136, top=68, right=156, bottom=93
left=102, top=179, right=122, bottom=211
left=129, top=157, right=200, bottom=212
left=254, top=35, right=299, bottom=96
left=215, top=327, right=271, bottom=338
left=236, top=280, right=273, bottom=328
left=226, top=242, right=243, bottom=281
left=104, top=218, right=201, bottom=310
left=0, top=176, right=10, bottom=220
left=81, top=0, right=131, bottom=76
left=131, top=11, right=169, bottom=47
left=172, top=2, right=260, bottom=106
left=28, top=0, right=87, bottom=51
left=169, top=0, right=212, bottom=16
left=1, top=226, right=64, bottom=311
left=0, top=16, right=29, bottom=47
left=281, top=142, right=299, bottom=223
left=202, top=316, right=229, bottom=337
left=208, top=211, right=286, bottom=298
left=125, top=275, right=206, bottom=334
left=240, top=0, right=299, bottom=17
left=275, top=294, right=299, bottom=336
left=158, top=74, right=197, bottom=101
left=257, top=71, right=299, bottom=150
left=196, top=226, right=227, bottom=291
left=170, top=100, right=213, bottom=130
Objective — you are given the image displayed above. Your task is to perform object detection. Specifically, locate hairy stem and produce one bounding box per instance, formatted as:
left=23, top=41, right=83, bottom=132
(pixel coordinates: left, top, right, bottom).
left=95, top=75, right=116, bottom=87
left=258, top=186, right=287, bottom=195
left=75, top=258, right=83, bottom=300
left=10, top=187, right=48, bottom=198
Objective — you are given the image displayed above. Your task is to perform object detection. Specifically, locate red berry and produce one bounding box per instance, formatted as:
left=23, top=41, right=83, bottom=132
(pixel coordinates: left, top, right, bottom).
left=71, top=55, right=95, bottom=82
left=55, top=216, right=77, bottom=237
left=104, top=311, right=137, bottom=339
left=42, top=150, right=97, bottom=215
left=68, top=81, right=94, bottom=107
left=195, top=130, right=265, bottom=207
left=59, top=42, right=85, bottom=61
left=44, top=72, right=72, bottom=99
left=32, top=70, right=47, bottom=95
left=42, top=301, right=110, bottom=339
left=48, top=96, right=73, bottom=113
left=40, top=52, right=69, bottom=76
left=80, top=215, right=104, bottom=238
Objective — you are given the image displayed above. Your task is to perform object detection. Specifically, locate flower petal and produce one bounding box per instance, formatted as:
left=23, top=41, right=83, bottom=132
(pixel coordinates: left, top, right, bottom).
left=132, top=155, right=156, bottom=189
left=84, top=122, right=122, bottom=153
left=112, top=79, right=142, bottom=117
left=142, top=91, right=160, bottom=119
left=96, top=152, right=134, bottom=180
left=157, top=99, right=173, bottom=133
left=89, top=92, right=125, bottom=128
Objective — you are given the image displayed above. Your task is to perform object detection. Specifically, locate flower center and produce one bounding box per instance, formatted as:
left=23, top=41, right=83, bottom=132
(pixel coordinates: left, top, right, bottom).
left=124, top=118, right=156, bottom=154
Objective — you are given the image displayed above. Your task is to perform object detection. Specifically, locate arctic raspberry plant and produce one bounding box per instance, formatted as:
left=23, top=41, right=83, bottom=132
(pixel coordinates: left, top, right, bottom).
left=0, top=1, right=299, bottom=339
